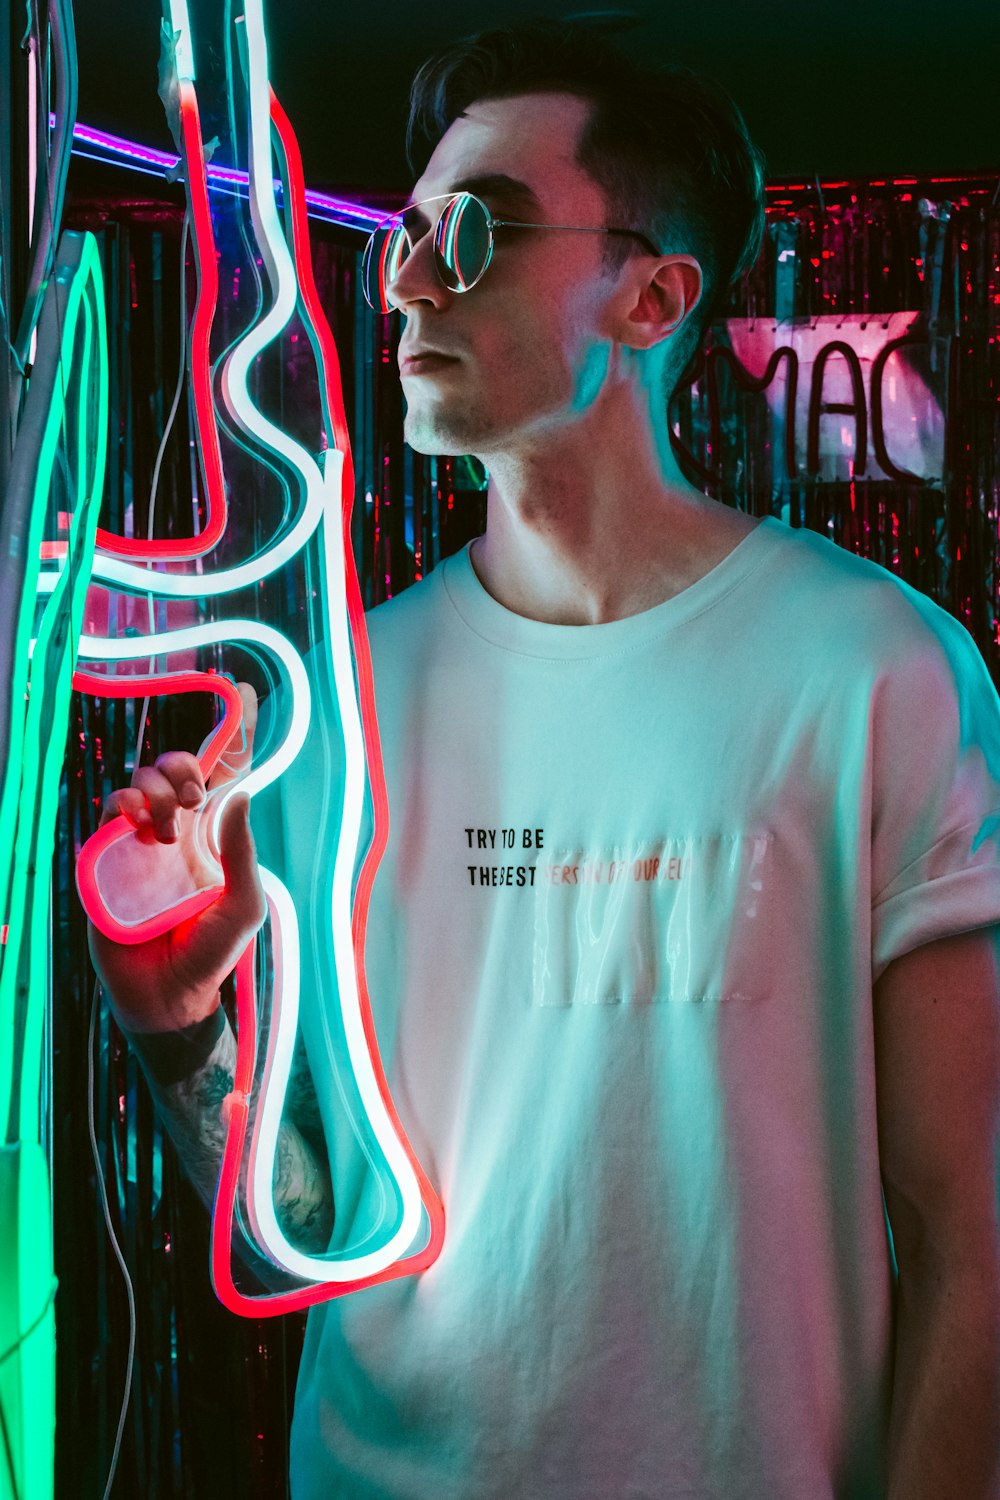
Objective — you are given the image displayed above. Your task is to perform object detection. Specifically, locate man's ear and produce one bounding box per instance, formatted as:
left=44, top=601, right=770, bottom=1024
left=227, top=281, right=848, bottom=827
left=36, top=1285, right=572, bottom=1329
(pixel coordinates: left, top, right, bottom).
left=622, top=255, right=703, bottom=351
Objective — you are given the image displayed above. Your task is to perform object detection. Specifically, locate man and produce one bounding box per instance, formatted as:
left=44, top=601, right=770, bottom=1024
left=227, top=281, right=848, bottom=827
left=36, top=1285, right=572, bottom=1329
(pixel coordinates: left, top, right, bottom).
left=90, top=19, right=1000, bottom=1500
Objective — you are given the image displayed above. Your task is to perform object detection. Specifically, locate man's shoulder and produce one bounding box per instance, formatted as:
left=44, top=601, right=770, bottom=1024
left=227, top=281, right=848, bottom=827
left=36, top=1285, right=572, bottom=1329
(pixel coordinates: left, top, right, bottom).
left=765, top=517, right=974, bottom=672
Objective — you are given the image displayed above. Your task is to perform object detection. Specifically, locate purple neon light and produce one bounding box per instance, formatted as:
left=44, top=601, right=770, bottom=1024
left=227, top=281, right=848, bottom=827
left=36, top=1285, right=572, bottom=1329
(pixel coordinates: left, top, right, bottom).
left=65, top=116, right=987, bottom=222
left=63, top=117, right=385, bottom=232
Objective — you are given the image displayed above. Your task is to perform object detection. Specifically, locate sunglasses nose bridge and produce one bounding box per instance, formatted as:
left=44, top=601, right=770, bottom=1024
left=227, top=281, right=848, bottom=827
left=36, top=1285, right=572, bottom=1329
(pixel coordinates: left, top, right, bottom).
left=362, top=219, right=430, bottom=313
left=385, top=216, right=442, bottom=308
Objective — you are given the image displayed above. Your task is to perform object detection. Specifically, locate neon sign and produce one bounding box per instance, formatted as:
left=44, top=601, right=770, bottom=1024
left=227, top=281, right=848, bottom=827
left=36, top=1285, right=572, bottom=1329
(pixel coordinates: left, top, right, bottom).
left=677, top=312, right=954, bottom=486
left=0, top=227, right=108, bottom=1500
left=67, top=0, right=444, bottom=1312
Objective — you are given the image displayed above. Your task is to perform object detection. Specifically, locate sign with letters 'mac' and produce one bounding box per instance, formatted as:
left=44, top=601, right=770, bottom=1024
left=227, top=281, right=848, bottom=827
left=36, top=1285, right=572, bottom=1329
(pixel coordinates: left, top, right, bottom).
left=692, top=312, right=956, bottom=486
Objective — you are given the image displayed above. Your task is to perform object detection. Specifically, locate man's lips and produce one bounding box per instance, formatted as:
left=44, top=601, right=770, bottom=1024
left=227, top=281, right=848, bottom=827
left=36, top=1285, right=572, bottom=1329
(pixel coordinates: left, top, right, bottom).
left=399, top=351, right=461, bottom=375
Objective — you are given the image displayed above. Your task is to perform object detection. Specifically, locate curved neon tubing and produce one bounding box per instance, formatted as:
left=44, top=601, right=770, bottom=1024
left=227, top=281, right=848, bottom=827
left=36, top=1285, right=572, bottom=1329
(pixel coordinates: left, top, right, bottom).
left=37, top=0, right=338, bottom=588
left=35, top=445, right=337, bottom=597
left=74, top=671, right=244, bottom=944
left=71, top=620, right=309, bottom=950
left=71, top=0, right=445, bottom=1309
left=93, top=11, right=227, bottom=558
left=4, top=285, right=100, bottom=1134
left=0, top=223, right=105, bottom=1500
left=0, top=243, right=95, bottom=931
left=71, top=623, right=428, bottom=1285
left=205, top=0, right=440, bottom=1294
left=198, top=10, right=444, bottom=1305
left=233, top=436, right=426, bottom=1281
left=267, top=91, right=355, bottom=494
left=264, top=86, right=445, bottom=1290
left=73, top=657, right=420, bottom=1281
left=72, top=618, right=310, bottom=817
left=71, top=611, right=434, bottom=1291
left=268, top=82, right=443, bottom=1278
left=245, top=872, right=423, bottom=1281
left=0, top=233, right=106, bottom=1123
left=215, top=0, right=312, bottom=507
left=4, top=235, right=108, bottom=1142
left=72, top=660, right=415, bottom=1285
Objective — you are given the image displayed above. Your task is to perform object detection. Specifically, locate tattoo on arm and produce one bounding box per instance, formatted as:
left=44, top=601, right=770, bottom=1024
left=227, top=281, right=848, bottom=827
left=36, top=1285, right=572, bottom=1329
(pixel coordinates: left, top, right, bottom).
left=140, top=1018, right=334, bottom=1259
left=283, top=1027, right=326, bottom=1156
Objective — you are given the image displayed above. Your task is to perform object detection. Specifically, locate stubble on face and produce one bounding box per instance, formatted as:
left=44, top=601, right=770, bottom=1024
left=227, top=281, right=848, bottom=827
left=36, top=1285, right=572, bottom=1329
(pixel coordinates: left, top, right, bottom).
left=401, top=321, right=572, bottom=458
left=398, top=94, right=615, bottom=462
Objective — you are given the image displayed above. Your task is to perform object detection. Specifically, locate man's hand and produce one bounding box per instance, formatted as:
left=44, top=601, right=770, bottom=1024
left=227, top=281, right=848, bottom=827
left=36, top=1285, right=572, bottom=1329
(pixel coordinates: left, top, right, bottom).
left=88, top=681, right=267, bottom=1034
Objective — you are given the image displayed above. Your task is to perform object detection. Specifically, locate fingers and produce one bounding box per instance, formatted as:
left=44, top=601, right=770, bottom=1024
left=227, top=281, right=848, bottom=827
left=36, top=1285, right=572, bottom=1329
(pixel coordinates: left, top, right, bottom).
left=101, top=785, right=152, bottom=831
left=99, top=681, right=257, bottom=842
left=117, top=751, right=204, bottom=843
left=128, top=767, right=183, bottom=842
left=151, top=750, right=207, bottom=807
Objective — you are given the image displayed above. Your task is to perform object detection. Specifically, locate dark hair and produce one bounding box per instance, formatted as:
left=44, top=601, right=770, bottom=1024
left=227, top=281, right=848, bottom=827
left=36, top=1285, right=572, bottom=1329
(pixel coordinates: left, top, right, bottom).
left=406, top=17, right=767, bottom=394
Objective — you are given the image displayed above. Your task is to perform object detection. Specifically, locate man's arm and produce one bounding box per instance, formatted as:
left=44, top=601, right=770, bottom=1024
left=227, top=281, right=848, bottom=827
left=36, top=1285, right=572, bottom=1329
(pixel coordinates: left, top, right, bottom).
left=873, top=925, right=1000, bottom=1500
left=133, top=1010, right=334, bottom=1257
left=88, top=693, right=335, bottom=1273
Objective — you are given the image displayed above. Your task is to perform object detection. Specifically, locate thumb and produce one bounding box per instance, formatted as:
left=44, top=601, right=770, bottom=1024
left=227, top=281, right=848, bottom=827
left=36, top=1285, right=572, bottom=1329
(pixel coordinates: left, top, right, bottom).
left=214, top=793, right=266, bottom=929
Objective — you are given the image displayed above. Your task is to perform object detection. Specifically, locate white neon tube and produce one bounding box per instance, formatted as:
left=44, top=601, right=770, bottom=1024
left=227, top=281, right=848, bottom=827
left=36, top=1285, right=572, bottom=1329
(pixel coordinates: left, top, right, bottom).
left=166, top=0, right=196, bottom=84
left=35, top=446, right=339, bottom=597
left=217, top=0, right=300, bottom=469
left=234, top=0, right=424, bottom=1279
left=74, top=619, right=310, bottom=854
left=63, top=0, right=429, bottom=1290
left=248, top=871, right=423, bottom=1280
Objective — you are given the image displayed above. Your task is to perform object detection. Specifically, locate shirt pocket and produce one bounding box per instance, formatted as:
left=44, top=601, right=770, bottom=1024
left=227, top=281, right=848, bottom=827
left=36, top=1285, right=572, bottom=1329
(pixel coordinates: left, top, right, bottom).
left=531, top=831, right=773, bottom=1007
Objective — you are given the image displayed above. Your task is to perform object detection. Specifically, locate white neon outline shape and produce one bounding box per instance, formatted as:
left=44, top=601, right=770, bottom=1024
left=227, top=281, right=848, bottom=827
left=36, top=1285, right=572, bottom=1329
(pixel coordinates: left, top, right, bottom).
left=70, top=444, right=426, bottom=1285
left=234, top=0, right=428, bottom=1269
left=248, top=872, right=422, bottom=1280
left=73, top=617, right=309, bottom=834
left=72, top=600, right=426, bottom=1282
left=72, top=0, right=443, bottom=1301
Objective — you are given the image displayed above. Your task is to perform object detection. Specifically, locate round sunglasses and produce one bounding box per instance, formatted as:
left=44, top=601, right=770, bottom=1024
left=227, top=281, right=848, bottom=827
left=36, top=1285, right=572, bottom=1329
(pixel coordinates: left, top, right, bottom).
left=361, top=190, right=662, bottom=314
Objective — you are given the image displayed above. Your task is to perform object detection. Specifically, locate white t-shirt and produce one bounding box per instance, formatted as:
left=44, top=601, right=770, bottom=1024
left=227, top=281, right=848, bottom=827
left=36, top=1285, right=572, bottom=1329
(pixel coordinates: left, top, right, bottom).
left=265, top=513, right=1000, bottom=1500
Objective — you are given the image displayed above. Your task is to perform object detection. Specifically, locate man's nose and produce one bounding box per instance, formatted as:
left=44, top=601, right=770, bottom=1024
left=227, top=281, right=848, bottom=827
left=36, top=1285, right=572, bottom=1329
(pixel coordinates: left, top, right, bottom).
left=387, top=229, right=451, bottom=313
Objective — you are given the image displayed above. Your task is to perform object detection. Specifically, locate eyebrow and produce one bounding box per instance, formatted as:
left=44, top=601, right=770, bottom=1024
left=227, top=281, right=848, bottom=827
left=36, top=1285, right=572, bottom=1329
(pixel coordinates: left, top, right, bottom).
left=403, top=173, right=544, bottom=223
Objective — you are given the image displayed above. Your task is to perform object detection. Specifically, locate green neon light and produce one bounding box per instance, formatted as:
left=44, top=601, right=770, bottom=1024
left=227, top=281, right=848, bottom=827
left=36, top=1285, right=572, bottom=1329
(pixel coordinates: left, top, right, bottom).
left=18, top=287, right=108, bottom=1142
left=0, top=233, right=107, bottom=1135
left=0, top=229, right=108, bottom=1500
left=0, top=241, right=95, bottom=1028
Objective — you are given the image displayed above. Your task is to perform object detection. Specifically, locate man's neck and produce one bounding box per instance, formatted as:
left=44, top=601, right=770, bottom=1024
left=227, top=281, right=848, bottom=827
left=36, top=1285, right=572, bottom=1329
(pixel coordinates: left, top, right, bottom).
left=469, top=435, right=752, bottom=627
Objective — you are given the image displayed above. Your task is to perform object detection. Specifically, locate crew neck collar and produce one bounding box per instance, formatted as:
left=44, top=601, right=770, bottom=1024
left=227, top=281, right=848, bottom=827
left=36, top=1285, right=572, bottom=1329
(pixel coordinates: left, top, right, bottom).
left=440, top=515, right=784, bottom=660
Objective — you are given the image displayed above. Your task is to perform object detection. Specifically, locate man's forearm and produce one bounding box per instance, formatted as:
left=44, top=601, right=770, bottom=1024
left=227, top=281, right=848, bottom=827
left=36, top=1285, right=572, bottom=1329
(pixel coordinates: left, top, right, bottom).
left=887, top=1242, right=1000, bottom=1500
left=134, top=1016, right=334, bottom=1254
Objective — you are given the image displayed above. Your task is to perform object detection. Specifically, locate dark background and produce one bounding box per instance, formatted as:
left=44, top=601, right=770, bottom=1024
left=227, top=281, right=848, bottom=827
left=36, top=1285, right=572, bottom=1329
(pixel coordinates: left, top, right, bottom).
left=25, top=3, right=999, bottom=1495
left=74, top=0, right=999, bottom=206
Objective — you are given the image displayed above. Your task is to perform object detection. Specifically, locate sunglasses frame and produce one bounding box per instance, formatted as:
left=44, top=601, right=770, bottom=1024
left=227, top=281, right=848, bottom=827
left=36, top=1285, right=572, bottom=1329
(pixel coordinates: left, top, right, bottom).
left=361, top=191, right=663, bottom=314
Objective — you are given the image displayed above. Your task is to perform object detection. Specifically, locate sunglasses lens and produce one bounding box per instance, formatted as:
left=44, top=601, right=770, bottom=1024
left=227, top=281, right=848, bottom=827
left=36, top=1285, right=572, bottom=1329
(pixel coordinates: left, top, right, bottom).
left=362, top=221, right=410, bottom=313
left=433, top=193, right=492, bottom=292
left=362, top=194, right=494, bottom=310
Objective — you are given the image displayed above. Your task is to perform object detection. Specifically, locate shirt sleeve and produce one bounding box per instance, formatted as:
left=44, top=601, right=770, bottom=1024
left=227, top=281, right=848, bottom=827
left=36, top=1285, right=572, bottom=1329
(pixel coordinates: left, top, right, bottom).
left=870, top=600, right=1000, bottom=984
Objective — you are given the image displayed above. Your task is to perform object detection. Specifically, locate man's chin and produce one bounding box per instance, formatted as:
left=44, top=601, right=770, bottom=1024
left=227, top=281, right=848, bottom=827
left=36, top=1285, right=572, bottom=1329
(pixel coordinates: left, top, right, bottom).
left=403, top=413, right=480, bottom=458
